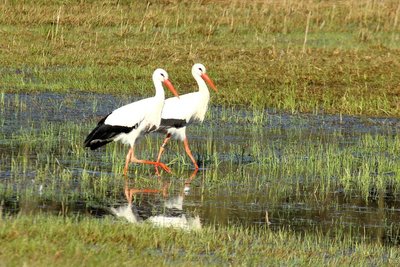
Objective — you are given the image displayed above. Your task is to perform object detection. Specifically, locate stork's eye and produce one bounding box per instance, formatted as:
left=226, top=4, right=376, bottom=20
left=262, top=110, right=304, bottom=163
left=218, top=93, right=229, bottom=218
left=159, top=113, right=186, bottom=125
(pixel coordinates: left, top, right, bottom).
left=161, top=73, right=165, bottom=77
left=198, top=68, right=203, bottom=71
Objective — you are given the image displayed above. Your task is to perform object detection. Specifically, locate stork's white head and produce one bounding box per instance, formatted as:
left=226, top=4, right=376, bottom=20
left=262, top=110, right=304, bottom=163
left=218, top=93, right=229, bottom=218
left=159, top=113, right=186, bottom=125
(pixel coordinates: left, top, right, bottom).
left=153, top=68, right=179, bottom=98
left=191, top=63, right=217, bottom=92
left=153, top=68, right=170, bottom=82
left=192, top=63, right=207, bottom=77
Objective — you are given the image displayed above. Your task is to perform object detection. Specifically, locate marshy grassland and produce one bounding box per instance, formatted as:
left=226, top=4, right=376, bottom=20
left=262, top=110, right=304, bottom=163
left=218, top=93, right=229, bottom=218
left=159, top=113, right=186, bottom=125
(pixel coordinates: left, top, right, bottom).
left=1, top=92, right=400, bottom=265
left=1, top=0, right=400, bottom=266
left=1, top=215, right=399, bottom=266
left=0, top=0, right=400, bottom=116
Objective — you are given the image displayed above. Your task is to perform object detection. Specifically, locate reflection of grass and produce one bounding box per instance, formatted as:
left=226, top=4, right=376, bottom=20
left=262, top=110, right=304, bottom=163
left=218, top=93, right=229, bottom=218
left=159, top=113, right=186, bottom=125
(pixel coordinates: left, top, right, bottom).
left=1, top=214, right=399, bottom=266
left=1, top=1, right=400, bottom=116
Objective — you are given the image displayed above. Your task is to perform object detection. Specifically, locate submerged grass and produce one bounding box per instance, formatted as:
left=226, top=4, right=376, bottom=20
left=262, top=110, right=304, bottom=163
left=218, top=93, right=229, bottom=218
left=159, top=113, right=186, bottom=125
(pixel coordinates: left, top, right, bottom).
left=0, top=0, right=400, bottom=116
left=1, top=94, right=399, bottom=204
left=1, top=92, right=400, bottom=259
left=0, top=214, right=400, bottom=266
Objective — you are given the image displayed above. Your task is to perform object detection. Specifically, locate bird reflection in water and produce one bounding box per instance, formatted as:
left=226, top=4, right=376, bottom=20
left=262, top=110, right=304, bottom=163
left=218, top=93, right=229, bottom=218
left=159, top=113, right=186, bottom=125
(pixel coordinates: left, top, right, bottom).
left=110, top=170, right=201, bottom=230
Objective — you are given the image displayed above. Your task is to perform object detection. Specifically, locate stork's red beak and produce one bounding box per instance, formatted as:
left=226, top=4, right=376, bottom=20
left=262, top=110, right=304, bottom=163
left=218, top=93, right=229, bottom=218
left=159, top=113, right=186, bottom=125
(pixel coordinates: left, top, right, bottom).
left=201, top=73, right=217, bottom=92
left=163, top=79, right=180, bottom=98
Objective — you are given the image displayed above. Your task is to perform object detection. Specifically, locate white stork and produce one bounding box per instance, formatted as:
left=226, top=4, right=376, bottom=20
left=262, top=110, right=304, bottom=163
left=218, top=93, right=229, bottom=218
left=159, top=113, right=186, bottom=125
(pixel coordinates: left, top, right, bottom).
left=84, top=68, right=179, bottom=175
left=155, top=63, right=217, bottom=170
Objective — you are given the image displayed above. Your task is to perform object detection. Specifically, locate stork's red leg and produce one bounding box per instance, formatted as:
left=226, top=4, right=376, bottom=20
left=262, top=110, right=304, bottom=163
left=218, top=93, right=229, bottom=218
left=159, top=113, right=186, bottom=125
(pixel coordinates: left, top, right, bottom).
left=156, top=134, right=172, bottom=163
left=133, top=158, right=171, bottom=173
left=183, top=137, right=199, bottom=170
left=129, top=147, right=171, bottom=173
left=187, top=168, right=199, bottom=183
left=123, top=148, right=134, bottom=176
left=124, top=147, right=171, bottom=175
left=155, top=134, right=172, bottom=175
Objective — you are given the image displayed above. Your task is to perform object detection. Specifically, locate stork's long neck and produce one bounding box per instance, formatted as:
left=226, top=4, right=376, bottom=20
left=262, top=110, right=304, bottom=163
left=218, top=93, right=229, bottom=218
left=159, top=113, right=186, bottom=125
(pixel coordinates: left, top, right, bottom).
left=192, top=73, right=210, bottom=123
left=194, top=74, right=210, bottom=97
left=153, top=79, right=165, bottom=100
left=151, top=78, right=166, bottom=125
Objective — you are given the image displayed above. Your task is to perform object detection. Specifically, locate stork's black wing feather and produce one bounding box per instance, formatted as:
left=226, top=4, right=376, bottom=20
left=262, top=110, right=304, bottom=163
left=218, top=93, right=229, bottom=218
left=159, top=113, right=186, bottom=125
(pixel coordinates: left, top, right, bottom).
left=84, top=114, right=136, bottom=150
left=160, top=118, right=187, bottom=128
left=156, top=118, right=187, bottom=134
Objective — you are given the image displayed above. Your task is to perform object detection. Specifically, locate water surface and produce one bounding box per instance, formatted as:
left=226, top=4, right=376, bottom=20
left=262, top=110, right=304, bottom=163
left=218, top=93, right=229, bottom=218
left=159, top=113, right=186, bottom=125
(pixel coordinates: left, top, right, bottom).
left=1, top=92, right=400, bottom=244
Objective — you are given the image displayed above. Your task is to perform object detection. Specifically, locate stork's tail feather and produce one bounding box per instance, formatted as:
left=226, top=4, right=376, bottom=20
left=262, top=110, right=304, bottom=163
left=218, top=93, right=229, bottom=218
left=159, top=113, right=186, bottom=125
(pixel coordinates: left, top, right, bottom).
left=85, top=138, right=114, bottom=150
left=84, top=116, right=135, bottom=150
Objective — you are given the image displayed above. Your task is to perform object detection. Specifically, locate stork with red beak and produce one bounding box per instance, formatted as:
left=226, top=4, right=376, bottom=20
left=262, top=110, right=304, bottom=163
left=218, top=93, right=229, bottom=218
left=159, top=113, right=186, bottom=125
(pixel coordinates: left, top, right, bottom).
left=155, top=63, right=217, bottom=170
left=84, top=68, right=179, bottom=175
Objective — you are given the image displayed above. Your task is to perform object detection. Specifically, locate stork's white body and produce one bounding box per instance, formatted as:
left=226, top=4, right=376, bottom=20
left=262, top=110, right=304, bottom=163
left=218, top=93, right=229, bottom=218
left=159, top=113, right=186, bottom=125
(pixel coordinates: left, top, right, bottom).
left=84, top=68, right=178, bottom=174
left=161, top=83, right=210, bottom=141
left=154, top=64, right=217, bottom=170
left=108, top=93, right=165, bottom=146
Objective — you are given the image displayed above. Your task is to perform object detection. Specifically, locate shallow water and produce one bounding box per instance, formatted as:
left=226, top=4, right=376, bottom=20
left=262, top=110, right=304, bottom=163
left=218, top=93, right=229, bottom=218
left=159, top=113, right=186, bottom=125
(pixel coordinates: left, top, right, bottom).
left=1, top=92, right=400, bottom=244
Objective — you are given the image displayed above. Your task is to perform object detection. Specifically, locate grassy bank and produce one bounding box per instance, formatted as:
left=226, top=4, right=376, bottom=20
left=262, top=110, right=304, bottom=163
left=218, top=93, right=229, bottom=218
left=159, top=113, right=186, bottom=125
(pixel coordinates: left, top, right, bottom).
left=0, top=0, right=399, bottom=116
left=0, top=214, right=399, bottom=266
